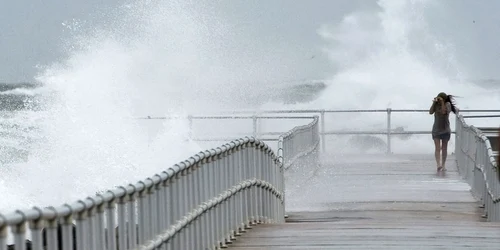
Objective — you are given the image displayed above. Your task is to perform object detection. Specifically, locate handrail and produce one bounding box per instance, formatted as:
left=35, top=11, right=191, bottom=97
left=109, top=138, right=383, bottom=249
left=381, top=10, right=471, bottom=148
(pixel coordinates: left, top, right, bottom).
left=154, top=109, right=500, bottom=154
left=455, top=115, right=500, bottom=222
left=167, top=108, right=500, bottom=115
left=0, top=112, right=320, bottom=249
left=278, top=116, right=320, bottom=170
left=0, top=137, right=286, bottom=249
left=136, top=109, right=500, bottom=121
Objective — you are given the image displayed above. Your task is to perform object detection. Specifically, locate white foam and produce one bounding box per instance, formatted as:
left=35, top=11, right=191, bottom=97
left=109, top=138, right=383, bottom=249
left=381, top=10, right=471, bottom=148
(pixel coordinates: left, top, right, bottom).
left=0, top=0, right=304, bottom=215
left=259, top=0, right=500, bottom=154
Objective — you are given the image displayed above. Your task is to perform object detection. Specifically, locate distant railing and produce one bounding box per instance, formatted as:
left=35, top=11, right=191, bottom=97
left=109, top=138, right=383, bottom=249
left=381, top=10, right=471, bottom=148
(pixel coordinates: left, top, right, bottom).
left=184, top=115, right=315, bottom=142
left=159, top=109, right=500, bottom=154
left=455, top=115, right=500, bottom=222
left=0, top=114, right=320, bottom=249
left=278, top=116, right=320, bottom=170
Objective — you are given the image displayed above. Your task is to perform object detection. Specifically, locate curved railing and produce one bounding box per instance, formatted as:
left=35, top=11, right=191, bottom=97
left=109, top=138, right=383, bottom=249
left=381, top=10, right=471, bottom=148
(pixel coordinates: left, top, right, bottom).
left=455, top=115, right=500, bottom=222
left=278, top=116, right=320, bottom=170
left=0, top=115, right=319, bottom=249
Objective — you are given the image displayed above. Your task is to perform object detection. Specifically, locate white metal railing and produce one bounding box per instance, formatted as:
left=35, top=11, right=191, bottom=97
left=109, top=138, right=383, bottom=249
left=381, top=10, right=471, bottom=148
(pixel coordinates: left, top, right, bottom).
left=455, top=114, right=500, bottom=222
left=183, top=115, right=316, bottom=142
left=146, top=109, right=500, bottom=154
left=0, top=116, right=319, bottom=249
left=278, top=116, right=320, bottom=170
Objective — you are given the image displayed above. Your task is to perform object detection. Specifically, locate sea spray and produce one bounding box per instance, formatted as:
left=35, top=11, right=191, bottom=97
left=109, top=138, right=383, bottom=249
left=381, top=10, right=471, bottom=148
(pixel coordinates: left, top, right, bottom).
left=0, top=0, right=304, bottom=212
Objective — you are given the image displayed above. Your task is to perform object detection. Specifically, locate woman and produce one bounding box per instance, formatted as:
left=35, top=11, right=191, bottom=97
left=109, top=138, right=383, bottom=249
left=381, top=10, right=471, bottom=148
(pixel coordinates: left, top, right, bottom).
left=429, top=92, right=458, bottom=171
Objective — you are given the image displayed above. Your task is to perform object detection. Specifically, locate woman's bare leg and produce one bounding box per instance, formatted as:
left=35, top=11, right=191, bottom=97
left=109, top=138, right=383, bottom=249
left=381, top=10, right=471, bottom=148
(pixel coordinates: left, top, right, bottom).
left=441, top=138, right=449, bottom=170
left=434, top=138, right=441, bottom=170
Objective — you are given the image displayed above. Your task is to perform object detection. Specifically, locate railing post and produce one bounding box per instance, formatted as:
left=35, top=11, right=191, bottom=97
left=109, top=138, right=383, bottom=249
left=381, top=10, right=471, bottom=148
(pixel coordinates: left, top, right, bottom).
left=62, top=211, right=74, bottom=250
left=13, top=219, right=26, bottom=250
left=386, top=108, right=392, bottom=154
left=321, top=110, right=325, bottom=152
left=455, top=115, right=459, bottom=157
left=497, top=127, right=500, bottom=181
left=28, top=211, right=44, bottom=250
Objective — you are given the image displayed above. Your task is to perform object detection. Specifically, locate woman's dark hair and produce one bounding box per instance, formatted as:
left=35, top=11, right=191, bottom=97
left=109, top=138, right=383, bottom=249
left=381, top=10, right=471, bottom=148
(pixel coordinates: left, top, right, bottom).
left=437, top=92, right=458, bottom=114
left=444, top=94, right=458, bottom=114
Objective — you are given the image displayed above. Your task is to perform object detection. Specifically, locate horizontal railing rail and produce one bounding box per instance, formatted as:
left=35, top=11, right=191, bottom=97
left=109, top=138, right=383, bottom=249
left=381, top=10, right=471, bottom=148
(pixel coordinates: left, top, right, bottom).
left=455, top=115, right=500, bottom=222
left=191, top=136, right=281, bottom=142
left=172, top=109, right=500, bottom=115
left=144, top=109, right=500, bottom=154
left=462, top=115, right=500, bottom=119
left=321, top=130, right=443, bottom=135
left=185, top=115, right=316, bottom=141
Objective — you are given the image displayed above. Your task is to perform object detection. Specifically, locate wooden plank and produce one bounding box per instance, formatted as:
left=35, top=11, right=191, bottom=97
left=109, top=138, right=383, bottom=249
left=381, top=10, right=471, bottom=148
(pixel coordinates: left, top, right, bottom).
left=228, top=154, right=500, bottom=249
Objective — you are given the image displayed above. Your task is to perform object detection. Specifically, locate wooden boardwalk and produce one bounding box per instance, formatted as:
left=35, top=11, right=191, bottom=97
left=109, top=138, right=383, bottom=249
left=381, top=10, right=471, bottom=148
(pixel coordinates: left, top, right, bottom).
left=229, top=154, right=500, bottom=249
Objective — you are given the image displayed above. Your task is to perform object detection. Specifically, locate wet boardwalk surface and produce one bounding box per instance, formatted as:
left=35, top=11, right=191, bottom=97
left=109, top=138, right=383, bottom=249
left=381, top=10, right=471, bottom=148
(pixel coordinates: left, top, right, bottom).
left=229, top=154, right=500, bottom=249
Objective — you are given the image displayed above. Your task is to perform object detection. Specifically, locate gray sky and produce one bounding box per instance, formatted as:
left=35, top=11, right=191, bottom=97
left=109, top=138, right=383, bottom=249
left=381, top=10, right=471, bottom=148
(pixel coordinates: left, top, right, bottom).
left=0, top=0, right=123, bottom=82
left=1, top=0, right=500, bottom=82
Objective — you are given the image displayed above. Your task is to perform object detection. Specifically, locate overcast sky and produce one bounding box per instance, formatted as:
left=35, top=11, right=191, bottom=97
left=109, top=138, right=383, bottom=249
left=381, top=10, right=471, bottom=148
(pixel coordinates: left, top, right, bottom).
left=1, top=0, right=500, bottom=82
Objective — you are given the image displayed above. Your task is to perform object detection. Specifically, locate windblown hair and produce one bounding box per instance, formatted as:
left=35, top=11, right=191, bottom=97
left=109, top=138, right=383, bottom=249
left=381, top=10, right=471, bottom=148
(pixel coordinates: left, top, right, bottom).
left=444, top=94, right=458, bottom=114
left=437, top=92, right=458, bottom=114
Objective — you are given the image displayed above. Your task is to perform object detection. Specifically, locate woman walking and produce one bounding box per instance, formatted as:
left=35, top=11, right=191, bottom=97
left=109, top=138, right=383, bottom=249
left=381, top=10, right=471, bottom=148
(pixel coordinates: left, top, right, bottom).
left=429, top=92, right=458, bottom=171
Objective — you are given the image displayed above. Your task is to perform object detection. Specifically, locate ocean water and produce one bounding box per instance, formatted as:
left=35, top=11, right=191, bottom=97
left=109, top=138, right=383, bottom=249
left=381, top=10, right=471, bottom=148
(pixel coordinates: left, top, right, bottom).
left=2, top=0, right=500, bottom=215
